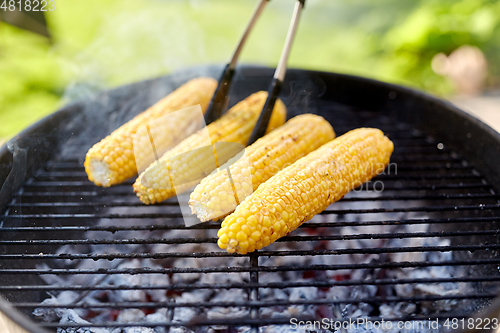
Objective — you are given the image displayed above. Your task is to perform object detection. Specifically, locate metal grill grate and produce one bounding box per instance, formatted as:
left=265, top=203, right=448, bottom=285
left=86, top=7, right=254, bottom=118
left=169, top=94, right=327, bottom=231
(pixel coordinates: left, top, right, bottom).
left=1, top=97, right=500, bottom=332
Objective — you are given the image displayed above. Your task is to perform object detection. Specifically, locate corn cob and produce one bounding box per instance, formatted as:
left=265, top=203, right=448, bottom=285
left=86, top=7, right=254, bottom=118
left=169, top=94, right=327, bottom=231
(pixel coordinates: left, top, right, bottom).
left=189, top=114, right=335, bottom=222
left=217, top=128, right=394, bottom=254
left=84, top=77, right=217, bottom=187
left=133, top=91, right=287, bottom=205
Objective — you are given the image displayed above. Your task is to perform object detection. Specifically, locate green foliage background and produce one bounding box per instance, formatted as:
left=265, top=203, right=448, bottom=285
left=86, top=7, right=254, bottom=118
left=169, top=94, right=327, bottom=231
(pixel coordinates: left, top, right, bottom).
left=0, top=0, right=499, bottom=140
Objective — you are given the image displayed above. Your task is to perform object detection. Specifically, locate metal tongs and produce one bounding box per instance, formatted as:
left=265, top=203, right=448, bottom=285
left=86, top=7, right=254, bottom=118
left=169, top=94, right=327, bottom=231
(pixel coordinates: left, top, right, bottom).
left=204, top=0, right=306, bottom=145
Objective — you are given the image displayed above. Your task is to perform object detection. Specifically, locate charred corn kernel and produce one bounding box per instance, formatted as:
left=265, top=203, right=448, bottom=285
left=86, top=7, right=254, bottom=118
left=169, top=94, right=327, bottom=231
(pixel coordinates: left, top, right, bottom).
left=189, top=114, right=335, bottom=221
left=218, top=128, right=394, bottom=254
left=84, top=77, right=217, bottom=187
left=133, top=91, right=287, bottom=204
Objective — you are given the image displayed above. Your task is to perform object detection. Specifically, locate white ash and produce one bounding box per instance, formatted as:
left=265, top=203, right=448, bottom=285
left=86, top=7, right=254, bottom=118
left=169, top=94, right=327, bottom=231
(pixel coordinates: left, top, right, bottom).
left=258, top=273, right=289, bottom=301
left=34, top=291, right=82, bottom=322
left=117, top=309, right=145, bottom=323
left=170, top=258, right=202, bottom=284
left=144, top=312, right=168, bottom=333
left=171, top=291, right=203, bottom=324
left=58, top=309, right=110, bottom=333
left=206, top=289, right=249, bottom=330
left=169, top=327, right=195, bottom=333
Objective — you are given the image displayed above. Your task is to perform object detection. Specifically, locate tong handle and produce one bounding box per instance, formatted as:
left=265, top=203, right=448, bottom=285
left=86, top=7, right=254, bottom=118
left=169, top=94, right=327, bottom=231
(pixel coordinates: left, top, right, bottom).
left=247, top=77, right=282, bottom=145
left=204, top=0, right=269, bottom=125
left=204, top=64, right=235, bottom=125
left=247, top=0, right=305, bottom=145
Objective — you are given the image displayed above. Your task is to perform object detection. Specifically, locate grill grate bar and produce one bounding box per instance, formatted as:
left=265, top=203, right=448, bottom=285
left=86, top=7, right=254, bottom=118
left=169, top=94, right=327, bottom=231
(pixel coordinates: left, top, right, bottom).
left=1, top=243, right=500, bottom=260
left=2, top=229, right=499, bottom=246
left=390, top=155, right=461, bottom=162
left=42, top=158, right=466, bottom=170
left=1, top=216, right=498, bottom=232
left=3, top=258, right=500, bottom=274
left=3, top=275, right=500, bottom=292
left=18, top=183, right=494, bottom=193
left=33, top=163, right=476, bottom=177
left=13, top=293, right=498, bottom=309
left=8, top=193, right=500, bottom=207
left=375, top=173, right=480, bottom=180
left=13, top=184, right=493, bottom=199
left=4, top=203, right=499, bottom=219
left=32, top=172, right=482, bottom=182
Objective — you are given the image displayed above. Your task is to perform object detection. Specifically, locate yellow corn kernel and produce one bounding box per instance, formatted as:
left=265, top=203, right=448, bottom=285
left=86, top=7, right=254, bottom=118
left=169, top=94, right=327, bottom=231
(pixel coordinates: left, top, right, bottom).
left=133, top=91, right=287, bottom=204
left=189, top=114, right=335, bottom=221
left=84, top=77, right=217, bottom=187
left=217, top=128, right=394, bottom=254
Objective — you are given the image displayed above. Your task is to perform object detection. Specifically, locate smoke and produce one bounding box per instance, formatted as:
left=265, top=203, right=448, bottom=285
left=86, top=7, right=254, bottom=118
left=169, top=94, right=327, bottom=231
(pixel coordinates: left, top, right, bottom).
left=60, top=3, right=231, bottom=104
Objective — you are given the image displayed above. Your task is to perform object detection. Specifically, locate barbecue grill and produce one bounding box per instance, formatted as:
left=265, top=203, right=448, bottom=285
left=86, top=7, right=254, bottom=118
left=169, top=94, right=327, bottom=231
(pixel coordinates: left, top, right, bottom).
left=1, top=65, right=500, bottom=332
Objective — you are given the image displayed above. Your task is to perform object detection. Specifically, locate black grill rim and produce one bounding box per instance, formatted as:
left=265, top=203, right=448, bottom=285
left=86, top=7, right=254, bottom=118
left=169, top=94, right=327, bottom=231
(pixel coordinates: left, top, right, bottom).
left=1, top=65, right=500, bottom=332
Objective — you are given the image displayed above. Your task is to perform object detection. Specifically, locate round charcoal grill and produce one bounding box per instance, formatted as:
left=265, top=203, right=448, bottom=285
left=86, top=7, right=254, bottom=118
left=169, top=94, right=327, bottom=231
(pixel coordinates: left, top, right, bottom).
left=1, top=66, right=500, bottom=332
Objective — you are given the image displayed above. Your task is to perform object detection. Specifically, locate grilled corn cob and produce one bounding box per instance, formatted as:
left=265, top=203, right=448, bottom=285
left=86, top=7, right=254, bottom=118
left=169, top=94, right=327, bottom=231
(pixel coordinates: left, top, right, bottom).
left=189, top=114, right=335, bottom=222
left=84, top=77, right=217, bottom=187
left=217, top=128, right=394, bottom=254
left=133, top=91, right=287, bottom=204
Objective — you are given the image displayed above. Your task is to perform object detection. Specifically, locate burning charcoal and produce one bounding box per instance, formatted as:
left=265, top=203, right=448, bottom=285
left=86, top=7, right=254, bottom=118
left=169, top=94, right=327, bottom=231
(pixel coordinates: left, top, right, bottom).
left=415, top=283, right=459, bottom=297
left=135, top=259, right=170, bottom=302
left=33, top=296, right=61, bottom=322
left=34, top=291, right=84, bottom=322
left=205, top=289, right=249, bottom=330
left=344, top=302, right=374, bottom=319
left=57, top=309, right=111, bottom=333
left=379, top=303, right=395, bottom=317
left=153, top=241, right=216, bottom=268
left=169, top=327, right=195, bottom=333
left=107, top=260, right=152, bottom=302
left=171, top=258, right=202, bottom=284
left=289, top=286, right=317, bottom=302
left=206, top=306, right=249, bottom=331
left=172, top=306, right=197, bottom=325
left=169, top=328, right=195, bottom=333
left=258, top=273, right=289, bottom=300
left=123, top=328, right=155, bottom=333
left=285, top=287, right=318, bottom=318
left=341, top=225, right=383, bottom=251
left=396, top=302, right=417, bottom=315
left=116, top=309, right=146, bottom=323
left=379, top=302, right=417, bottom=317
left=265, top=254, right=312, bottom=282
left=198, top=271, right=247, bottom=286
left=172, top=292, right=202, bottom=324
left=259, top=326, right=306, bottom=333
left=145, top=312, right=168, bottom=333
left=63, top=256, right=121, bottom=287
left=230, top=254, right=251, bottom=266
left=36, top=263, right=69, bottom=286
left=88, top=310, right=118, bottom=325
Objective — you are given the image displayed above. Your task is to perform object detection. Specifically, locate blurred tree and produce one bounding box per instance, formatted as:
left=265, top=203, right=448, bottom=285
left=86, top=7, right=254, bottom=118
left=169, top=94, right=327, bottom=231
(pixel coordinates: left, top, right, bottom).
left=381, top=0, right=500, bottom=93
